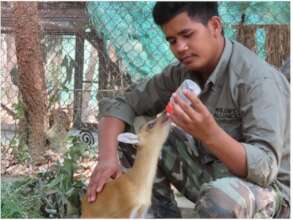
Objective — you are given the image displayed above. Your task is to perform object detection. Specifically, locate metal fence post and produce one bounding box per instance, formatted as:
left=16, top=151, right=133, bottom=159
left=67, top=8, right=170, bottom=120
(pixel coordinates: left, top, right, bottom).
left=73, top=33, right=84, bottom=128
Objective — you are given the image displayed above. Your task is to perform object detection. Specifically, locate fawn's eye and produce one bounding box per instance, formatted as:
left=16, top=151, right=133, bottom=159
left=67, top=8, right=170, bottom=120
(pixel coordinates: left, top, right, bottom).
left=147, top=121, right=156, bottom=130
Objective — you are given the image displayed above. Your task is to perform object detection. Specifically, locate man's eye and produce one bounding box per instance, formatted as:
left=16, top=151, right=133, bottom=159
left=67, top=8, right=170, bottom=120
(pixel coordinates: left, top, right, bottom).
left=183, top=32, right=193, bottom=38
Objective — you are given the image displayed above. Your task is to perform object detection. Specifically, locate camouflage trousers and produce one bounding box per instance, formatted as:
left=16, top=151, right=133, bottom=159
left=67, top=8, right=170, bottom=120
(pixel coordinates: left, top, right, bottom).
left=118, top=125, right=289, bottom=218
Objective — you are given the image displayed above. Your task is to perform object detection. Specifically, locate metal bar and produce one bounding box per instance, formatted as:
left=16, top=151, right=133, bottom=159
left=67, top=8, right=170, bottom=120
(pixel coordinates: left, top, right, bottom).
left=73, top=33, right=84, bottom=128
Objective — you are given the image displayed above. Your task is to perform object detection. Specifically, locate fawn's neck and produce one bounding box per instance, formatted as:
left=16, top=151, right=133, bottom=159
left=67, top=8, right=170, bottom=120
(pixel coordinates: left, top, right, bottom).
left=127, top=142, right=163, bottom=199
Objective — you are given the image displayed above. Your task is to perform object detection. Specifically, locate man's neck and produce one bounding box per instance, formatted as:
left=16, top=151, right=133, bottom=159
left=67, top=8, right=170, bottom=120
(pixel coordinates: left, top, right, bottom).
left=196, top=37, right=225, bottom=85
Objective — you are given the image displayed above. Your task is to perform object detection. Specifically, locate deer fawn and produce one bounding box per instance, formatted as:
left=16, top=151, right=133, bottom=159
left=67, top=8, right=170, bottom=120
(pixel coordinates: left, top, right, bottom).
left=81, top=112, right=171, bottom=218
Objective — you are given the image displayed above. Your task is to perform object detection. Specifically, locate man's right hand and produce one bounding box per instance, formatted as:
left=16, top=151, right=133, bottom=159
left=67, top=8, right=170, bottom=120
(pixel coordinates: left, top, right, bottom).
left=87, top=159, right=122, bottom=202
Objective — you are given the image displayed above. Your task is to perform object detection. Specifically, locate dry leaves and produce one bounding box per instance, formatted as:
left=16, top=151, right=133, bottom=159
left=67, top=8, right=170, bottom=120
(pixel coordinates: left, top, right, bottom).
left=1, top=144, right=96, bottom=182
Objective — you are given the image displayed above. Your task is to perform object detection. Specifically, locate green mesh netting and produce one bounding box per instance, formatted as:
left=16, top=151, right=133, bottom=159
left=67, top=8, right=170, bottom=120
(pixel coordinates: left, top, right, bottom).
left=86, top=1, right=290, bottom=78
left=87, top=2, right=174, bottom=79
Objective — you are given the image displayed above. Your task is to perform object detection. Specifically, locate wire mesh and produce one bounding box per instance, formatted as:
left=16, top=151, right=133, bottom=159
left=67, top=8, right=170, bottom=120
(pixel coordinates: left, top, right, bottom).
left=1, top=1, right=290, bottom=141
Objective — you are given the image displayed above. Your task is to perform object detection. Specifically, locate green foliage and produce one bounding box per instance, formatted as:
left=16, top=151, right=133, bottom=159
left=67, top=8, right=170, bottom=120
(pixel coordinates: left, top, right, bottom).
left=9, top=101, right=31, bottom=164
left=39, top=136, right=89, bottom=218
left=2, top=136, right=91, bottom=218
left=9, top=136, right=31, bottom=164
left=12, top=101, right=25, bottom=120
left=1, top=178, right=43, bottom=218
left=50, top=136, right=88, bottom=191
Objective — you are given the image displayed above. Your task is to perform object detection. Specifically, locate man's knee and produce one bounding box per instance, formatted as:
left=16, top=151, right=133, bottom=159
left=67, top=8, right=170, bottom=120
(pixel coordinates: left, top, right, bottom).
left=195, top=177, right=256, bottom=218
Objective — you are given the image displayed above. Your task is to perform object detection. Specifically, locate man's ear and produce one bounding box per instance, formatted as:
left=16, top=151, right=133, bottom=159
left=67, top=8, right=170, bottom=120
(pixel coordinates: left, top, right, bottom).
left=117, top=132, right=139, bottom=144
left=208, top=16, right=223, bottom=37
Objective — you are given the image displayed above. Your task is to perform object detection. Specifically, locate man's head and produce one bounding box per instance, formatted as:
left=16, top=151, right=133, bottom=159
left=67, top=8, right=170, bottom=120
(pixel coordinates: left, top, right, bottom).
left=153, top=2, right=219, bottom=26
left=153, top=2, right=224, bottom=74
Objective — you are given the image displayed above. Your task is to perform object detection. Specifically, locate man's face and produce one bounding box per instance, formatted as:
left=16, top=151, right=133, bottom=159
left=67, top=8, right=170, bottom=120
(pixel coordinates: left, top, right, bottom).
left=162, top=12, right=223, bottom=73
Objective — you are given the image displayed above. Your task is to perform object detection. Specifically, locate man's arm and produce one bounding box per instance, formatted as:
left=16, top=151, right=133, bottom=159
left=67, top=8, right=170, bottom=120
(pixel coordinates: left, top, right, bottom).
left=169, top=90, right=247, bottom=177
left=87, top=116, right=125, bottom=202
left=169, top=76, right=289, bottom=187
left=203, top=124, right=247, bottom=177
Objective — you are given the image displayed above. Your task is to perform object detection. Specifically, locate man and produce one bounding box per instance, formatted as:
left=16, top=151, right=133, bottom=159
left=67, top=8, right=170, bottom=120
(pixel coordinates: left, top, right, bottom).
left=87, top=2, right=290, bottom=218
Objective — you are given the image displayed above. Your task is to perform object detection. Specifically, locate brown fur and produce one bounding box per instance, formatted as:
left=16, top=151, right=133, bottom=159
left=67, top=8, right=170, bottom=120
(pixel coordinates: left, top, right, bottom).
left=81, top=113, right=170, bottom=218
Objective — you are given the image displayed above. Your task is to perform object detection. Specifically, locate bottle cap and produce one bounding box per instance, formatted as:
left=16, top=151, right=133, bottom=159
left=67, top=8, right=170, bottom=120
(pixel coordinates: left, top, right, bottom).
left=165, top=102, right=173, bottom=113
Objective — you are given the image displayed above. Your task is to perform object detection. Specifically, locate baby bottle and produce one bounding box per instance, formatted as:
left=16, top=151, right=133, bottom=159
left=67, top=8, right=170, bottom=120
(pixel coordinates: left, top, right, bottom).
left=166, top=79, right=201, bottom=113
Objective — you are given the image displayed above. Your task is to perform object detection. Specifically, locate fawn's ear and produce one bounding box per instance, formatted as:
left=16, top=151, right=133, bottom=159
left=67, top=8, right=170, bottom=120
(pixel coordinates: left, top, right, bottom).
left=117, top=132, right=139, bottom=144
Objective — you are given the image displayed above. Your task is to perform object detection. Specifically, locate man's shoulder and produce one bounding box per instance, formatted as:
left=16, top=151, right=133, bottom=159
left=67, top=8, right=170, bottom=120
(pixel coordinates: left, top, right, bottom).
left=228, top=40, right=283, bottom=82
left=160, top=61, right=188, bottom=76
left=226, top=40, right=289, bottom=97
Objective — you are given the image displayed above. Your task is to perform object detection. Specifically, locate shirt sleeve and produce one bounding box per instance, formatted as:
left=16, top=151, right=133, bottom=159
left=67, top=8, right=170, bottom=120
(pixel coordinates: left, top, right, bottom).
left=99, top=63, right=183, bottom=125
left=239, top=77, right=289, bottom=187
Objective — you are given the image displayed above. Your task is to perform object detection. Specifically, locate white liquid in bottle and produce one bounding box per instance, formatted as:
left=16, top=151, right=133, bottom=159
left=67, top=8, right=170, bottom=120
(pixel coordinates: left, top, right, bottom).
left=166, top=79, right=201, bottom=113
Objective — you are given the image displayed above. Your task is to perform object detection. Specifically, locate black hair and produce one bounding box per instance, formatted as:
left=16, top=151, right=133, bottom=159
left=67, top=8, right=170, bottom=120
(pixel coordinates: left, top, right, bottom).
left=153, top=2, right=219, bottom=26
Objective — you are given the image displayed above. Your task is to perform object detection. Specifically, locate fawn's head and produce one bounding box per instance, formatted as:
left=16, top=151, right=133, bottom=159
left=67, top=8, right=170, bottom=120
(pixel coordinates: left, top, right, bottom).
left=118, top=112, right=171, bottom=148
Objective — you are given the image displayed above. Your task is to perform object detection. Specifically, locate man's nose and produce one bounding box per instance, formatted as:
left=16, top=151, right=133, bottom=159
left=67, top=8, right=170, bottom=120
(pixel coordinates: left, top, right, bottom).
left=174, top=40, right=188, bottom=54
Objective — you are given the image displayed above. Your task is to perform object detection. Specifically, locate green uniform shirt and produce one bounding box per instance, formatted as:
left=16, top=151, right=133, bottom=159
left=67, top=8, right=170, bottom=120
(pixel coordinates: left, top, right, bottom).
left=99, top=38, right=290, bottom=202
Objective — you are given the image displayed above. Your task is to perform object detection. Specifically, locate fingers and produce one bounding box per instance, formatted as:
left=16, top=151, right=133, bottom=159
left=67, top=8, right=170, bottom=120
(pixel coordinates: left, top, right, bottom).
left=172, top=92, right=200, bottom=121
left=172, top=97, right=191, bottom=122
left=87, top=181, right=97, bottom=202
left=87, top=168, right=107, bottom=202
left=167, top=95, right=191, bottom=130
left=184, top=89, right=206, bottom=113
left=87, top=170, right=99, bottom=202
left=87, top=161, right=122, bottom=203
left=96, top=175, right=106, bottom=192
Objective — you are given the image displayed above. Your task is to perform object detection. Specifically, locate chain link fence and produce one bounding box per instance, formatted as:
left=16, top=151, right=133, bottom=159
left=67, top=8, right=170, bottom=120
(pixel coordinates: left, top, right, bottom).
left=1, top=2, right=290, bottom=142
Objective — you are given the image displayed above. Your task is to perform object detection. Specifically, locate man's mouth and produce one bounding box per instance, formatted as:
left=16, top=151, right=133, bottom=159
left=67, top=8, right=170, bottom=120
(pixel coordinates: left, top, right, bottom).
left=180, top=55, right=194, bottom=64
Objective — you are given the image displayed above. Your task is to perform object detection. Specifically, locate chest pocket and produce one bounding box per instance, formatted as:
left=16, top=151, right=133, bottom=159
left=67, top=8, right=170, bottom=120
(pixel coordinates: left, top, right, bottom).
left=214, top=108, right=243, bottom=141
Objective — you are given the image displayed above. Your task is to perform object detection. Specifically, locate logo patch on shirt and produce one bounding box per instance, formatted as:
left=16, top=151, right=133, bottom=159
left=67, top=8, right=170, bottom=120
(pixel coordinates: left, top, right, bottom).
left=214, top=108, right=240, bottom=120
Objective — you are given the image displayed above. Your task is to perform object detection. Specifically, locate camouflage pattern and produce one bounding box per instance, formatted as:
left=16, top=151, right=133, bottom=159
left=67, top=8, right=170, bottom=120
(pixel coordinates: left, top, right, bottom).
left=100, top=39, right=290, bottom=205
left=118, top=125, right=290, bottom=218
